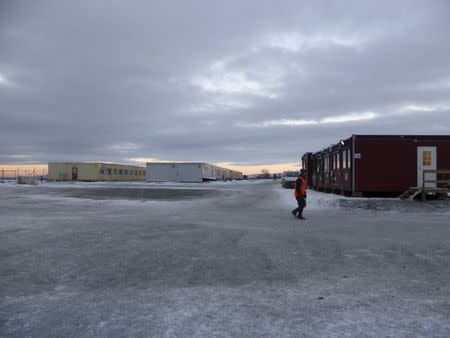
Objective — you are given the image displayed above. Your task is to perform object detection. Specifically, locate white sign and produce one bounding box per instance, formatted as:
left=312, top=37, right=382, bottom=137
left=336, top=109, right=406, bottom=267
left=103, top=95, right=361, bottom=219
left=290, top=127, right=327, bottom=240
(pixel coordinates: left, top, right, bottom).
left=354, top=153, right=361, bottom=159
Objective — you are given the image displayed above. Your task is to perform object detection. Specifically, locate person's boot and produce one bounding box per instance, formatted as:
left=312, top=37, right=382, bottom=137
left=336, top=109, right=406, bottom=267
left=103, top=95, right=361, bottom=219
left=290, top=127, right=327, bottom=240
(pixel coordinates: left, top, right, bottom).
left=292, top=210, right=297, bottom=217
left=297, top=214, right=306, bottom=220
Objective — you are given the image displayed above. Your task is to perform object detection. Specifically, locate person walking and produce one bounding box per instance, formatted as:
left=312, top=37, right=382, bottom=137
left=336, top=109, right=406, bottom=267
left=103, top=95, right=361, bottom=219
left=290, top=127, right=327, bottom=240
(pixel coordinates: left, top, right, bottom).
left=273, top=173, right=277, bottom=181
left=292, top=174, right=307, bottom=220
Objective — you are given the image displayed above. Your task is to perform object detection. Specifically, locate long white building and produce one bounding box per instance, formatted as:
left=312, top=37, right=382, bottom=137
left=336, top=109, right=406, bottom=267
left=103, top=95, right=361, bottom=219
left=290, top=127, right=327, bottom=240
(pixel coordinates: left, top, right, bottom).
left=48, top=162, right=146, bottom=182
left=146, top=163, right=243, bottom=183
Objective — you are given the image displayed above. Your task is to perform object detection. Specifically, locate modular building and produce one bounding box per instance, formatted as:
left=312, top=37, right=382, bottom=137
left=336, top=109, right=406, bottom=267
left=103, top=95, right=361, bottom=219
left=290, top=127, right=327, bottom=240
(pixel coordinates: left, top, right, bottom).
left=302, top=135, right=450, bottom=197
left=48, top=162, right=146, bottom=182
left=146, top=162, right=243, bottom=183
left=301, top=152, right=313, bottom=186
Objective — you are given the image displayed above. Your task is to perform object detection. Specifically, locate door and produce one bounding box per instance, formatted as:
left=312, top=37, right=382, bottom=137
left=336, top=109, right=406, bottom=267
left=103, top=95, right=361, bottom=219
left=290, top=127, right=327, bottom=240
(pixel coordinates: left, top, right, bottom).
left=417, top=147, right=436, bottom=188
left=72, top=167, right=78, bottom=180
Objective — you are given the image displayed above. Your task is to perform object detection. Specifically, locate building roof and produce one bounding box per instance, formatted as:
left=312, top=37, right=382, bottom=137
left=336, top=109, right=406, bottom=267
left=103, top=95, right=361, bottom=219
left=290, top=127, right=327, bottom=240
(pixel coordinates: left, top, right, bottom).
left=48, top=162, right=145, bottom=168
left=352, top=134, right=450, bottom=139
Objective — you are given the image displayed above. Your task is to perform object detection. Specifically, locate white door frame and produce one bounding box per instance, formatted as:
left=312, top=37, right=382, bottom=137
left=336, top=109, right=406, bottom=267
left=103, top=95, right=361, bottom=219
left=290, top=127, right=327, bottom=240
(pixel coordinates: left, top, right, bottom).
left=417, top=146, right=437, bottom=188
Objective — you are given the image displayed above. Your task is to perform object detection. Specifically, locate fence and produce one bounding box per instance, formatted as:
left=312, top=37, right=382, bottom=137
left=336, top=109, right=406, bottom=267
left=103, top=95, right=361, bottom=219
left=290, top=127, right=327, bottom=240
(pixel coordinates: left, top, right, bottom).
left=0, top=168, right=48, bottom=182
left=421, top=169, right=450, bottom=201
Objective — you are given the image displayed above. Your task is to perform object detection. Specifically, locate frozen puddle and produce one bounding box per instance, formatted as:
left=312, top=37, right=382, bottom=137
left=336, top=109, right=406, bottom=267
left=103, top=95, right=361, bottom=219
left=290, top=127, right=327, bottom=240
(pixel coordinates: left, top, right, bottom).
left=41, top=186, right=220, bottom=201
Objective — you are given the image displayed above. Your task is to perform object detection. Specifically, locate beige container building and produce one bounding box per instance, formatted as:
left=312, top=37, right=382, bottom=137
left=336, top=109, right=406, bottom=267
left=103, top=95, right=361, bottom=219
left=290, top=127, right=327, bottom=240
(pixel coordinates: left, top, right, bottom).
left=48, top=162, right=146, bottom=182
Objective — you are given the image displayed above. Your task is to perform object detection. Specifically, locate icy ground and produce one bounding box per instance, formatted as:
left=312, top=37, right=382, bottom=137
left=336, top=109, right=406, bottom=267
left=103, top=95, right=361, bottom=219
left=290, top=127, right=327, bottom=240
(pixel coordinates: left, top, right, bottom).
left=1, top=180, right=449, bottom=337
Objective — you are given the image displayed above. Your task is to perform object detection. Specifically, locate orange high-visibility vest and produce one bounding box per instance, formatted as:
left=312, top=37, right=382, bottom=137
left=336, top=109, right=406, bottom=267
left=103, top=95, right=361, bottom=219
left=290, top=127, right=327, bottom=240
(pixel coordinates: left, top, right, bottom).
left=294, top=177, right=307, bottom=197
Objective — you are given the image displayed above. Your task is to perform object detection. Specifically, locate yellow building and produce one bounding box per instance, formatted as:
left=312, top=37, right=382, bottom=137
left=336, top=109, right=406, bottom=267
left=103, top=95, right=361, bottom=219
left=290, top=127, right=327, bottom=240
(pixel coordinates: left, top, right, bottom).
left=48, top=162, right=146, bottom=182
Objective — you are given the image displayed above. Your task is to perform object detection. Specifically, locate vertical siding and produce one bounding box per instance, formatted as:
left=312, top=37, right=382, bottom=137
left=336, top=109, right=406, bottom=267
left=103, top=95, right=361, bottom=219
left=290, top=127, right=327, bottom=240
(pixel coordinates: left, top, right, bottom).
left=301, top=153, right=314, bottom=187
left=329, top=138, right=352, bottom=193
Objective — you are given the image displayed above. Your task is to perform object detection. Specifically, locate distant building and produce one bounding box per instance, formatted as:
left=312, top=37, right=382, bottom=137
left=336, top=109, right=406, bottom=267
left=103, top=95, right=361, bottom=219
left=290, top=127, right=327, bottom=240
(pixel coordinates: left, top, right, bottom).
left=146, top=163, right=243, bottom=183
left=302, top=135, right=450, bottom=197
left=48, top=162, right=146, bottom=182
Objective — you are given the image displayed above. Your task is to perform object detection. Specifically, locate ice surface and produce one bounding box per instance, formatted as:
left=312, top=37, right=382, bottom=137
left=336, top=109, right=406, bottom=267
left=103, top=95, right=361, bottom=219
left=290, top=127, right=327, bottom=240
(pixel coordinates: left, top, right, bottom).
left=1, top=181, right=449, bottom=336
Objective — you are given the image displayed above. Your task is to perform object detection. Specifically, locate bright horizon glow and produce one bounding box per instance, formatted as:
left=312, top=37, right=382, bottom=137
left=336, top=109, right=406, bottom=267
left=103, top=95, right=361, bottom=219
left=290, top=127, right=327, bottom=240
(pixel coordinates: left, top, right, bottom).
left=214, top=162, right=300, bottom=175
left=0, top=164, right=48, bottom=171
left=128, top=157, right=169, bottom=164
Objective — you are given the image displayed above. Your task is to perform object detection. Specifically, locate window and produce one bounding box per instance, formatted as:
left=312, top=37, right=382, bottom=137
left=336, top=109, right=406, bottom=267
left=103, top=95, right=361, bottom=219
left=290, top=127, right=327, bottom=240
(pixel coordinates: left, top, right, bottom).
left=99, top=169, right=105, bottom=175
left=342, top=151, right=347, bottom=169
left=324, top=155, right=329, bottom=172
left=336, top=153, right=340, bottom=170
left=423, top=151, right=432, bottom=166
left=347, top=149, right=351, bottom=169
left=119, top=169, right=123, bottom=175
left=113, top=169, right=117, bottom=175
left=107, top=168, right=111, bottom=175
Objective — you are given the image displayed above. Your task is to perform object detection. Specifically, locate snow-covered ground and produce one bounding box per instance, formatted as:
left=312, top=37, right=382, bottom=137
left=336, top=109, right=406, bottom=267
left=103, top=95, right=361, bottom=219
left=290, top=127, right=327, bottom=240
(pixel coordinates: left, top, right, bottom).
left=1, top=180, right=449, bottom=337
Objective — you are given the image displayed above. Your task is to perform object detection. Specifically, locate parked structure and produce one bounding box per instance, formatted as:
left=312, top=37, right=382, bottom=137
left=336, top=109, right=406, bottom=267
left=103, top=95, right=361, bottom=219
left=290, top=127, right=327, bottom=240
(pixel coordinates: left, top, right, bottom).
left=17, top=176, right=38, bottom=185
left=281, top=171, right=300, bottom=188
left=302, top=135, right=450, bottom=197
left=146, top=162, right=243, bottom=183
left=48, top=162, right=146, bottom=182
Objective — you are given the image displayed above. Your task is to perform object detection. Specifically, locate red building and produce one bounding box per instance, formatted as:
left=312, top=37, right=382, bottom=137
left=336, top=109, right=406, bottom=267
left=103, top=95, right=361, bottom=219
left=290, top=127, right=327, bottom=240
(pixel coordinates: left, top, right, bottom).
left=302, top=135, right=450, bottom=197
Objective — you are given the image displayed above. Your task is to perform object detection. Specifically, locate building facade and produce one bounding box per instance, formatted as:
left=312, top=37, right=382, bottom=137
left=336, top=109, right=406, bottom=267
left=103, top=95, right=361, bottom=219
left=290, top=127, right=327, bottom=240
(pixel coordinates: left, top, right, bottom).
left=48, top=162, right=146, bottom=182
left=302, top=135, right=450, bottom=196
left=146, top=162, right=243, bottom=183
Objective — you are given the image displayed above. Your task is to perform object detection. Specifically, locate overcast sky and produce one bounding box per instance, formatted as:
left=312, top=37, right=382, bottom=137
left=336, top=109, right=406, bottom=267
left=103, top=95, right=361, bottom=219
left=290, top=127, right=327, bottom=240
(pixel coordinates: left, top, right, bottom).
left=1, top=0, right=449, bottom=173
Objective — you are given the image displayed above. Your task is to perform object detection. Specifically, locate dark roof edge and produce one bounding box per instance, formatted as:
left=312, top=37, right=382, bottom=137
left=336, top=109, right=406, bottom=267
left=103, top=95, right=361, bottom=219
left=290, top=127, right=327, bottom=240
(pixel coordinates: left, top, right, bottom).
left=301, top=134, right=450, bottom=155
left=352, top=134, right=450, bottom=139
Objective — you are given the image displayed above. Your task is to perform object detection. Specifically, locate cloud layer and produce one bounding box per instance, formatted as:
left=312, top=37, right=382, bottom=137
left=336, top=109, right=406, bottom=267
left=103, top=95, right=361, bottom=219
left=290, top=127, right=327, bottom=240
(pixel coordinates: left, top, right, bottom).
left=1, top=0, right=449, bottom=172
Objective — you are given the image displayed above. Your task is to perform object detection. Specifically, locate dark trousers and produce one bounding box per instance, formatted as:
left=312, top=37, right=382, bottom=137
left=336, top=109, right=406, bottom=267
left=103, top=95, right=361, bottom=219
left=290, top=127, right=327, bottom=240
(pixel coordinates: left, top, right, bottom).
left=292, top=196, right=306, bottom=217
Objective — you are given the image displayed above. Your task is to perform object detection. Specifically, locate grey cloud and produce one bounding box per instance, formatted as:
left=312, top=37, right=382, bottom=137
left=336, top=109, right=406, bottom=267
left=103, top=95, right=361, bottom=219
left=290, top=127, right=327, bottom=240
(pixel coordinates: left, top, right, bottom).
left=1, top=0, right=449, bottom=169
